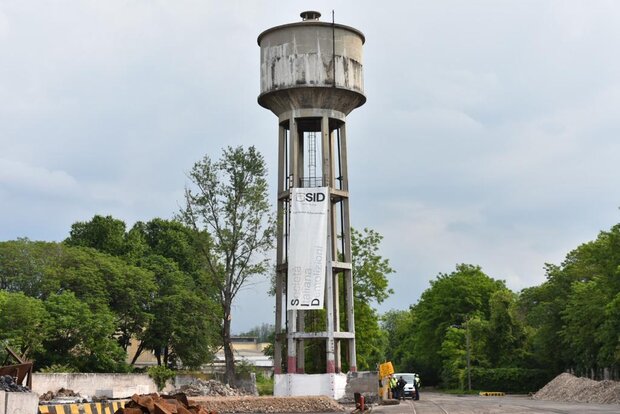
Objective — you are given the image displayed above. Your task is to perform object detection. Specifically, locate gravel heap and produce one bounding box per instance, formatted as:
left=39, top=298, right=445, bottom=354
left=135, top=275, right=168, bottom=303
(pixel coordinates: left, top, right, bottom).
left=190, top=395, right=345, bottom=413
left=0, top=375, right=30, bottom=392
left=533, top=372, right=620, bottom=404
left=177, top=379, right=250, bottom=397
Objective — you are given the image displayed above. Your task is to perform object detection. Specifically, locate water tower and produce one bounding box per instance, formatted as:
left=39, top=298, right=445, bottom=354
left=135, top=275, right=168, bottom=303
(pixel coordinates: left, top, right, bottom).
left=258, top=11, right=365, bottom=396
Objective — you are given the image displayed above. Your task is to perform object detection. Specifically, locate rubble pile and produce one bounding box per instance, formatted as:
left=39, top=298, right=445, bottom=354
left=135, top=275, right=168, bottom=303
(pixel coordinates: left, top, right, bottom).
left=190, top=396, right=345, bottom=413
left=177, top=379, right=249, bottom=397
left=533, top=372, right=620, bottom=404
left=39, top=388, right=82, bottom=401
left=117, top=393, right=215, bottom=414
left=0, top=375, right=30, bottom=392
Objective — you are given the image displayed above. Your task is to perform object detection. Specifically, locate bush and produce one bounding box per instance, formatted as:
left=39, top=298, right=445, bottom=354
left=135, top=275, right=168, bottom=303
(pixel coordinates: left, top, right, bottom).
left=39, top=364, right=78, bottom=373
left=256, top=372, right=273, bottom=396
left=148, top=366, right=176, bottom=391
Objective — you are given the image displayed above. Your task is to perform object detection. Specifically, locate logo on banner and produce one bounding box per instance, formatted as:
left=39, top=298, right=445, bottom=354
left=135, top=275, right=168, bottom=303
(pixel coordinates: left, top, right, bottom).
left=295, top=192, right=326, bottom=202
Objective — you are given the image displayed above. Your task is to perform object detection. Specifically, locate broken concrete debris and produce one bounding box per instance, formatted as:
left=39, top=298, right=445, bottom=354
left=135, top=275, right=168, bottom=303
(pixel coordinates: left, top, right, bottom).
left=0, top=375, right=30, bottom=392
left=115, top=393, right=216, bottom=414
left=175, top=379, right=250, bottom=397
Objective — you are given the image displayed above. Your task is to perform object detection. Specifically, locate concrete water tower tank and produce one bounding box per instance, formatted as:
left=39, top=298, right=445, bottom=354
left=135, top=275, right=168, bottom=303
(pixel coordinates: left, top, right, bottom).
left=258, top=11, right=365, bottom=396
left=258, top=11, right=365, bottom=115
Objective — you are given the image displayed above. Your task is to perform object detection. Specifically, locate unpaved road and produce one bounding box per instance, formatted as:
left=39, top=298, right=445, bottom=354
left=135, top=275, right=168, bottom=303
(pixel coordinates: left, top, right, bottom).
left=369, top=392, right=620, bottom=414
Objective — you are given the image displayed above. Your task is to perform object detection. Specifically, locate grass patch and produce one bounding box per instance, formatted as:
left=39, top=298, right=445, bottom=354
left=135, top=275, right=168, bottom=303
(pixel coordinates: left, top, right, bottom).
left=256, top=374, right=274, bottom=396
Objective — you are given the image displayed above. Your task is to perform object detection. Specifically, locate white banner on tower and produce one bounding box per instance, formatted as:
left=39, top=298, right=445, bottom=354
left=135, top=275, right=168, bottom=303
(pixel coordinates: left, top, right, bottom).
left=287, top=187, right=329, bottom=310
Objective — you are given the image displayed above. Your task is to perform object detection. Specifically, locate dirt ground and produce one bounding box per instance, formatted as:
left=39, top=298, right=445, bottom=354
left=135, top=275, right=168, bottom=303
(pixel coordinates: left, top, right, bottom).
left=190, top=396, right=345, bottom=413
left=178, top=373, right=620, bottom=414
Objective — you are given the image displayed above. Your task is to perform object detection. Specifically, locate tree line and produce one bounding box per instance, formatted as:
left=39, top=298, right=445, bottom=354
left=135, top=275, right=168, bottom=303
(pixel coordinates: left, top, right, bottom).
left=0, top=218, right=219, bottom=372
left=383, top=223, right=620, bottom=389
left=0, top=146, right=273, bottom=386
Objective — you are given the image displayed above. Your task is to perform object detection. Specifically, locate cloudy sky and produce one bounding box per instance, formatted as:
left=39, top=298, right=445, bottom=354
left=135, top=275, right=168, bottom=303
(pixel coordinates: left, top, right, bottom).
left=2, top=1, right=620, bottom=333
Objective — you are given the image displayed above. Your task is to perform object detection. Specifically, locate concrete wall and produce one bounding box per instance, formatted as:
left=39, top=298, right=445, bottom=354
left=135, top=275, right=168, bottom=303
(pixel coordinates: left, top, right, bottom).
left=343, top=371, right=379, bottom=403
left=33, top=373, right=258, bottom=399
left=274, top=373, right=347, bottom=399
left=32, top=374, right=161, bottom=399
left=1, top=392, right=39, bottom=414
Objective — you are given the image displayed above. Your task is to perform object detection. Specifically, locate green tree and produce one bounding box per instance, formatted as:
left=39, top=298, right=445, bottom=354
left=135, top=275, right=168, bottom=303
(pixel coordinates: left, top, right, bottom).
left=349, top=228, right=394, bottom=370
left=486, top=289, right=527, bottom=367
left=50, top=245, right=157, bottom=352
left=65, top=215, right=128, bottom=256
left=561, top=280, right=605, bottom=374
left=64, top=216, right=219, bottom=368
left=519, top=223, right=620, bottom=377
left=382, top=309, right=414, bottom=368
left=135, top=254, right=218, bottom=368
left=404, top=264, right=506, bottom=384
left=351, top=228, right=394, bottom=304
left=36, top=291, right=127, bottom=372
left=179, top=146, right=275, bottom=384
left=0, top=239, right=63, bottom=297
left=0, top=291, right=49, bottom=359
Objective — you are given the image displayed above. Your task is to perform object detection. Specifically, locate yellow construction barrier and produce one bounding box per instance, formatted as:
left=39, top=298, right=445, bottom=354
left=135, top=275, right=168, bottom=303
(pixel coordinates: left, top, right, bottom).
left=39, top=400, right=127, bottom=414
left=479, top=392, right=505, bottom=396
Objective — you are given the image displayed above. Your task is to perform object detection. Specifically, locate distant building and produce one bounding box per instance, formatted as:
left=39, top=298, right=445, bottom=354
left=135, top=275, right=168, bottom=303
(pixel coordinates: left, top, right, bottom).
left=210, top=337, right=273, bottom=377
left=126, top=336, right=273, bottom=376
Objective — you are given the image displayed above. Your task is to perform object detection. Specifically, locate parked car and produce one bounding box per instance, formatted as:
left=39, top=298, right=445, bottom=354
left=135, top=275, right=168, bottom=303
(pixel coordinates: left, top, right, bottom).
left=393, top=373, right=417, bottom=399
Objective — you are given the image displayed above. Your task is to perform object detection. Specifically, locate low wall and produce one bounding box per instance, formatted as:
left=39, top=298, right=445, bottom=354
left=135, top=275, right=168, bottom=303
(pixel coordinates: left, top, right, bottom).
left=32, top=374, right=162, bottom=399
left=1, top=391, right=40, bottom=414
left=274, top=373, right=347, bottom=399
left=32, top=373, right=257, bottom=399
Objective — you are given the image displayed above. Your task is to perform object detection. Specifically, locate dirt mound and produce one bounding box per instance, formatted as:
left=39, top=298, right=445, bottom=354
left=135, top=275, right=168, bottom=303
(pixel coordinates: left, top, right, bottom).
left=190, top=395, right=345, bottom=413
left=176, top=379, right=250, bottom=397
left=533, top=372, right=620, bottom=404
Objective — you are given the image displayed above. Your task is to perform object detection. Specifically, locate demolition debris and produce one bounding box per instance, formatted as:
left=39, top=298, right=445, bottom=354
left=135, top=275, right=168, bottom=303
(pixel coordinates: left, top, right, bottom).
left=176, top=379, right=250, bottom=397
left=117, top=393, right=215, bottom=414
left=39, top=388, right=86, bottom=403
left=0, top=375, right=30, bottom=392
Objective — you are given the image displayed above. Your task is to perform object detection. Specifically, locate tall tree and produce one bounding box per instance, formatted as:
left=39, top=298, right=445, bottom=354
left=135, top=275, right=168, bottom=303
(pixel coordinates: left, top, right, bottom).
left=349, top=228, right=394, bottom=370
left=485, top=289, right=527, bottom=367
left=519, top=223, right=620, bottom=377
left=37, top=291, right=127, bottom=372
left=134, top=254, right=219, bottom=368
left=65, top=216, right=219, bottom=368
left=179, top=146, right=275, bottom=385
left=0, top=291, right=49, bottom=359
left=403, top=264, right=506, bottom=384
left=66, top=215, right=128, bottom=256
left=382, top=309, right=415, bottom=368
left=0, top=239, right=63, bottom=297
